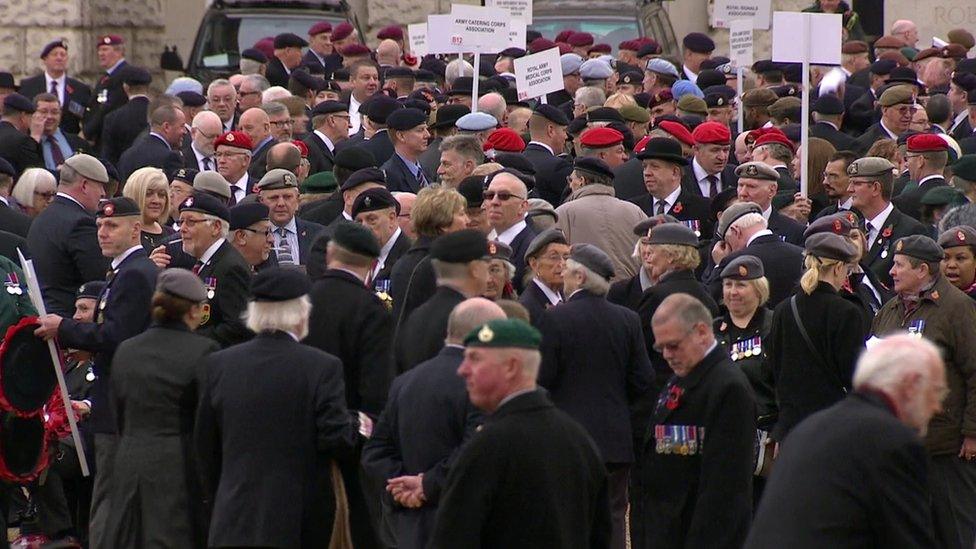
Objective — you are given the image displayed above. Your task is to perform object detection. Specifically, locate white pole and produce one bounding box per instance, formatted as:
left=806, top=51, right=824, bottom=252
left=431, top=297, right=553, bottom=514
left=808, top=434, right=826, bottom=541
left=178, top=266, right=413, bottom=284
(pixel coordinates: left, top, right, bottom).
left=737, top=66, right=744, bottom=135
left=472, top=51, right=481, bottom=112
left=800, top=16, right=811, bottom=198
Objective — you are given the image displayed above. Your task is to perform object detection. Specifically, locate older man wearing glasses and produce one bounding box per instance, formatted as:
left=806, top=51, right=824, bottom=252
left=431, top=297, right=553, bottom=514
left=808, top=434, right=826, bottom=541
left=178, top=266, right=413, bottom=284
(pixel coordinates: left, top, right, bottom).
left=485, top=170, right=537, bottom=292
left=853, top=85, right=918, bottom=156
left=214, top=130, right=256, bottom=205
left=183, top=110, right=222, bottom=172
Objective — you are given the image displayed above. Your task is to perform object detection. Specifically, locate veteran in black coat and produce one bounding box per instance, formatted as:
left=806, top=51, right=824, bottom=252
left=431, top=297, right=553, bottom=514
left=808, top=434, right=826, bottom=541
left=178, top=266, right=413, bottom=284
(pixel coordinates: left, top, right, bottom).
left=746, top=391, right=936, bottom=548
left=382, top=152, right=431, bottom=194
left=361, top=129, right=396, bottom=167
left=630, top=188, right=713, bottom=238
left=612, top=157, right=646, bottom=201
left=0, top=118, right=42, bottom=176
left=810, top=120, right=856, bottom=151
left=707, top=232, right=804, bottom=308
left=194, top=240, right=252, bottom=347
left=893, top=174, right=948, bottom=222
left=523, top=141, right=573, bottom=206
left=861, top=205, right=928, bottom=289
left=101, top=95, right=149, bottom=165
left=117, top=132, right=184, bottom=183
left=396, top=285, right=466, bottom=372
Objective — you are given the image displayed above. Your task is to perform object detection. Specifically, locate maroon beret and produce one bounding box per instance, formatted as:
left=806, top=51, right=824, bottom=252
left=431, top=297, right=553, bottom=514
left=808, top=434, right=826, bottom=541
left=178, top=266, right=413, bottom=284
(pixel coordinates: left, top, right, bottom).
left=567, top=32, right=594, bottom=47
left=554, top=29, right=575, bottom=43
left=341, top=43, right=371, bottom=57
left=588, top=43, right=612, bottom=55
left=332, top=22, right=355, bottom=41
left=377, top=25, right=404, bottom=41
left=97, top=34, right=124, bottom=47
left=309, top=22, right=333, bottom=36
left=529, top=38, right=557, bottom=54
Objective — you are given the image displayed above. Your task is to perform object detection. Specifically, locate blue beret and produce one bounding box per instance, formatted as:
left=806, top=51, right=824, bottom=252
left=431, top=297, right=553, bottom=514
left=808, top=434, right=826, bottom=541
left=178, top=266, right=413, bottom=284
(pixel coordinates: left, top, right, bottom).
left=456, top=112, right=497, bottom=131
left=176, top=91, right=206, bottom=107
left=580, top=59, right=613, bottom=80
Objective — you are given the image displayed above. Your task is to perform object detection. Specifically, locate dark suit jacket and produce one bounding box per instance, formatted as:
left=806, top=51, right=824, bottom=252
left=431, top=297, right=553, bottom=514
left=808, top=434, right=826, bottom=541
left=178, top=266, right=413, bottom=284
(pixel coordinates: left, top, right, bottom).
left=862, top=206, right=928, bottom=289
left=893, top=175, right=947, bottom=221
left=0, top=202, right=32, bottom=238
left=612, top=157, right=646, bottom=201
left=362, top=130, right=396, bottom=167
left=630, top=187, right=713, bottom=237
left=282, top=217, right=325, bottom=266
left=264, top=58, right=292, bottom=88
left=504, top=223, right=537, bottom=294
left=852, top=122, right=894, bottom=156
left=845, top=88, right=880, bottom=136
left=383, top=152, right=430, bottom=193
left=429, top=390, right=611, bottom=549
left=767, top=209, right=806, bottom=246
left=298, top=194, right=343, bottom=227
left=301, top=50, right=343, bottom=77
left=950, top=116, right=973, bottom=141
left=374, top=230, right=412, bottom=284
left=631, top=346, right=756, bottom=549
left=538, top=291, right=653, bottom=464
left=27, top=195, right=110, bottom=314
left=305, top=269, right=395, bottom=416
left=302, top=131, right=336, bottom=175
left=195, top=240, right=252, bottom=347
left=395, top=285, right=465, bottom=372
left=0, top=121, right=42, bottom=176
left=117, top=132, right=184, bottom=182
left=810, top=121, right=856, bottom=151
left=523, top=142, right=573, bottom=206
left=83, top=61, right=129, bottom=150
left=181, top=141, right=215, bottom=172
left=707, top=233, right=804, bottom=308
left=746, top=391, right=935, bottom=548
left=390, top=236, right=436, bottom=336
left=680, top=161, right=738, bottom=199
left=361, top=346, right=483, bottom=549
left=101, top=96, right=149, bottom=165
left=247, top=136, right=275, bottom=181
left=57, top=249, right=159, bottom=434
left=194, top=330, right=360, bottom=548
left=19, top=74, right=92, bottom=135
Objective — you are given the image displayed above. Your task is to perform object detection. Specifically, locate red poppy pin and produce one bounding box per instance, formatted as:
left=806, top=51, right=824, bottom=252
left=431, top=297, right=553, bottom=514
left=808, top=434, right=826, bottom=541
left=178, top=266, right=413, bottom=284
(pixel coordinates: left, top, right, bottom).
left=665, top=385, right=684, bottom=411
left=882, top=226, right=892, bottom=239
left=673, top=202, right=683, bottom=214
left=66, top=84, right=74, bottom=95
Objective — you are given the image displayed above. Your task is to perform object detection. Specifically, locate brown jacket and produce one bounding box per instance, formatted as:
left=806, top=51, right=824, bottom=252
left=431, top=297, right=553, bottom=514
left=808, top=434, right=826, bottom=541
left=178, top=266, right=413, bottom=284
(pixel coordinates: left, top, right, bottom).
left=872, top=275, right=976, bottom=455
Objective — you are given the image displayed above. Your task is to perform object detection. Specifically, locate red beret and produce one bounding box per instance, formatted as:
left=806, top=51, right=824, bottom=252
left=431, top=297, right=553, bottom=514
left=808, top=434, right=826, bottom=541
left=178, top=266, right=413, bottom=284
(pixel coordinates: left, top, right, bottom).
left=377, top=25, right=404, bottom=41
left=291, top=139, right=309, bottom=158
left=554, top=30, right=575, bottom=43
left=647, top=89, right=674, bottom=108
left=580, top=127, right=624, bottom=148
left=341, top=43, right=371, bottom=57
left=332, top=22, right=354, bottom=41
left=529, top=38, right=556, bottom=54
left=753, top=130, right=795, bottom=153
left=618, top=40, right=639, bottom=52
left=254, top=37, right=275, bottom=61
left=692, top=121, right=731, bottom=145
left=483, top=128, right=526, bottom=153
left=97, top=34, right=124, bottom=47
left=309, top=22, right=333, bottom=36
left=907, top=133, right=949, bottom=153
left=588, top=43, right=612, bottom=55
left=567, top=32, right=594, bottom=47
left=633, top=135, right=651, bottom=154
left=214, top=131, right=253, bottom=151
left=557, top=43, right=573, bottom=55
left=658, top=121, right=695, bottom=147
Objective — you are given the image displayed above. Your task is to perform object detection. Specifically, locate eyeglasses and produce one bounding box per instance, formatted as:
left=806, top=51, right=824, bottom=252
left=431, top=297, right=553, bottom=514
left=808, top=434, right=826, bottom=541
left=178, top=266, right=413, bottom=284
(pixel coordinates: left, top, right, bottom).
left=193, top=127, right=220, bottom=140
left=241, top=227, right=273, bottom=236
left=652, top=329, right=694, bottom=354
left=270, top=119, right=294, bottom=127
left=180, top=217, right=213, bottom=228
left=214, top=151, right=248, bottom=159
left=483, top=191, right=525, bottom=201
left=34, top=191, right=56, bottom=199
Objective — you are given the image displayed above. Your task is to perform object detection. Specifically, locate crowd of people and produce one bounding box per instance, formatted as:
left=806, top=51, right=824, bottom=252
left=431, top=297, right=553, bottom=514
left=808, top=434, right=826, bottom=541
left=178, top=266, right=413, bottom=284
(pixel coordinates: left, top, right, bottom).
left=0, top=4, right=972, bottom=548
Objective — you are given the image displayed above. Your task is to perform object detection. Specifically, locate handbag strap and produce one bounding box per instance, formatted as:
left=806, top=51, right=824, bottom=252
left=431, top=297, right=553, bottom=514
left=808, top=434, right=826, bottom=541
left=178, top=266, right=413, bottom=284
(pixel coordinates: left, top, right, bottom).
left=789, top=295, right=848, bottom=394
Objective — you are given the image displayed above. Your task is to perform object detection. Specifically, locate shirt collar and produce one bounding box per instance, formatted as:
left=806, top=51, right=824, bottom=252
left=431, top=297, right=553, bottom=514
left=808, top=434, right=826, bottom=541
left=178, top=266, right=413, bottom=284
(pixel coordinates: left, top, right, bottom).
left=639, top=266, right=653, bottom=291
left=682, top=65, right=698, bottom=82
left=372, top=227, right=402, bottom=277
left=106, top=59, right=125, bottom=74
left=879, top=120, right=898, bottom=139
left=254, top=135, right=273, bottom=152
left=199, top=238, right=226, bottom=265
left=231, top=172, right=248, bottom=193
left=692, top=157, right=710, bottom=181
left=818, top=120, right=839, bottom=131
left=533, top=278, right=562, bottom=305
left=839, top=196, right=854, bottom=210
left=149, top=132, right=171, bottom=150
left=656, top=185, right=681, bottom=207
left=746, top=229, right=773, bottom=246
left=490, top=219, right=527, bottom=245
left=918, top=174, right=943, bottom=186
left=528, top=140, right=554, bottom=155
left=867, top=201, right=894, bottom=232
left=111, top=245, right=143, bottom=270
left=396, top=151, right=420, bottom=175
left=314, top=129, right=336, bottom=152
left=275, top=216, right=298, bottom=234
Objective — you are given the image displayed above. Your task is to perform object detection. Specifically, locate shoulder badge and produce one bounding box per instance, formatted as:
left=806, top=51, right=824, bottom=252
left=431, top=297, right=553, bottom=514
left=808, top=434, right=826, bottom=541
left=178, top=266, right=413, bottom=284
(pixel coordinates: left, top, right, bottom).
left=478, top=324, right=494, bottom=342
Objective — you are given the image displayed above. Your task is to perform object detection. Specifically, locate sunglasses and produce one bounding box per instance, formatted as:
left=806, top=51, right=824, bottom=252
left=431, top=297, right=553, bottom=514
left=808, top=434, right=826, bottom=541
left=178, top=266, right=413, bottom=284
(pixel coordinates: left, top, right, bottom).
left=483, top=191, right=525, bottom=201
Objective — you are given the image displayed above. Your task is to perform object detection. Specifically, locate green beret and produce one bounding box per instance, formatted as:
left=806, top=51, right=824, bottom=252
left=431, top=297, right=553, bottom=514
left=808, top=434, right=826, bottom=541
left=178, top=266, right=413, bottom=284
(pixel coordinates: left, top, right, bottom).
left=463, top=318, right=541, bottom=349
left=951, top=155, right=976, bottom=183
left=892, top=234, right=944, bottom=262
left=878, top=85, right=916, bottom=107
left=619, top=104, right=650, bottom=124
left=676, top=95, right=707, bottom=116
left=847, top=157, right=895, bottom=178
left=301, top=171, right=338, bottom=193
left=920, top=186, right=965, bottom=207
left=735, top=161, right=779, bottom=181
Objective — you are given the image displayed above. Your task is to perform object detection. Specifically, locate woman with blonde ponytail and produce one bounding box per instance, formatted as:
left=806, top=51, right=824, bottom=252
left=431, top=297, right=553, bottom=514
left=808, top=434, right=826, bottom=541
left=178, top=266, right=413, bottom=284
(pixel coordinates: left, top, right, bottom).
left=767, top=232, right=870, bottom=445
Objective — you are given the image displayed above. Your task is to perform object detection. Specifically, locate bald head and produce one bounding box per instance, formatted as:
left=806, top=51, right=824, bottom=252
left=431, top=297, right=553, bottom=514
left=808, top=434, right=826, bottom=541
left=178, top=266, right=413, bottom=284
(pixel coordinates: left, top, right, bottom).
left=266, top=142, right=302, bottom=172
left=891, top=20, right=918, bottom=48
left=240, top=107, right=271, bottom=144
left=446, top=298, right=507, bottom=343
left=478, top=92, right=507, bottom=125
left=376, top=39, right=402, bottom=66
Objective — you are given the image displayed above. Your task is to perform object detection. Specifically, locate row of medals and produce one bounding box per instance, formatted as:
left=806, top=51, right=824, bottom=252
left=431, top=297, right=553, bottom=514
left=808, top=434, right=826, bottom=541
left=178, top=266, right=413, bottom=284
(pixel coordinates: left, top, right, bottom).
left=730, top=337, right=761, bottom=362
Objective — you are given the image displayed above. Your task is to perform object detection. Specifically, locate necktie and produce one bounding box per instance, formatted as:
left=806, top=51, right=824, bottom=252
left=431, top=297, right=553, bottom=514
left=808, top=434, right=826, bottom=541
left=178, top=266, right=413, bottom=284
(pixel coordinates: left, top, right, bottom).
left=192, top=261, right=204, bottom=275
left=417, top=166, right=429, bottom=188
left=277, top=227, right=295, bottom=265
left=228, top=186, right=238, bottom=207
left=47, top=136, right=65, bottom=167
left=655, top=199, right=667, bottom=216
left=49, top=80, right=59, bottom=102
left=202, top=157, right=213, bottom=171
left=706, top=175, right=720, bottom=198
left=865, top=222, right=875, bottom=244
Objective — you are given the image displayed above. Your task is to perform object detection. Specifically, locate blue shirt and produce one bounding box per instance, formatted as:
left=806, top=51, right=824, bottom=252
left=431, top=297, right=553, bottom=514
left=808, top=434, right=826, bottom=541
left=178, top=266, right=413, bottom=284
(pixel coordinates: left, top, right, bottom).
left=41, top=130, right=75, bottom=170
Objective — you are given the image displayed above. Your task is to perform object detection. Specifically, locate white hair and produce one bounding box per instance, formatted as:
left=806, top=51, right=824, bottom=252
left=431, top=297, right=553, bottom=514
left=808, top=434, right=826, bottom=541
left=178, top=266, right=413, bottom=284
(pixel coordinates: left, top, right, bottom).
left=240, top=58, right=262, bottom=75
left=446, top=59, right=475, bottom=83
left=207, top=78, right=235, bottom=96
left=574, top=86, right=606, bottom=109
left=262, top=86, right=291, bottom=103
left=729, top=212, right=767, bottom=234
left=565, top=258, right=610, bottom=296
left=245, top=295, right=311, bottom=339
left=853, top=334, right=942, bottom=394
left=201, top=213, right=230, bottom=237
left=12, top=168, right=55, bottom=206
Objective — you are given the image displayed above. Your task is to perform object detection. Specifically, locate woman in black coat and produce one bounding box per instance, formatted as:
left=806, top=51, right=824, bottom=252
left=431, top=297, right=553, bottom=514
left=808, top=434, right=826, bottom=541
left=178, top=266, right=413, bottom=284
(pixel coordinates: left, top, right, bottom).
left=767, top=233, right=868, bottom=444
left=106, top=269, right=219, bottom=548
left=608, top=214, right=678, bottom=312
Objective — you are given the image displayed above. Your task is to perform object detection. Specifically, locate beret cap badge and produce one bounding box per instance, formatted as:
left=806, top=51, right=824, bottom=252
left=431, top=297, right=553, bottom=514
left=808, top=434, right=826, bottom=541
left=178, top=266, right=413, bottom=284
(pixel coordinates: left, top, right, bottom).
left=103, top=203, right=114, bottom=217
left=738, top=265, right=747, bottom=277
left=896, top=240, right=904, bottom=251
left=226, top=133, right=235, bottom=142
left=183, top=197, right=193, bottom=207
left=478, top=325, right=494, bottom=343
left=958, top=230, right=966, bottom=242
left=745, top=165, right=758, bottom=176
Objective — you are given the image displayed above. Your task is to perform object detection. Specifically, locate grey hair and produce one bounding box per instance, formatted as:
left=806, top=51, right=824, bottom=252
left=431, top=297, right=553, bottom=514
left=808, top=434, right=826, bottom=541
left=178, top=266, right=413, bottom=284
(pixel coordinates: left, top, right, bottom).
left=446, top=59, right=475, bottom=83
left=565, top=258, right=610, bottom=296
left=240, top=58, right=263, bottom=75
left=729, top=212, right=767, bottom=233
left=262, top=86, right=291, bottom=103
left=853, top=333, right=942, bottom=393
left=445, top=297, right=506, bottom=343
left=574, top=86, right=606, bottom=109
left=245, top=295, right=311, bottom=339
left=242, top=74, right=271, bottom=92
left=939, top=202, right=976, bottom=233
left=13, top=168, right=55, bottom=205
left=440, top=135, right=485, bottom=164
left=201, top=213, right=230, bottom=237
left=651, top=293, right=713, bottom=329
left=207, top=79, right=235, bottom=96
left=431, top=258, right=472, bottom=282
left=261, top=101, right=289, bottom=118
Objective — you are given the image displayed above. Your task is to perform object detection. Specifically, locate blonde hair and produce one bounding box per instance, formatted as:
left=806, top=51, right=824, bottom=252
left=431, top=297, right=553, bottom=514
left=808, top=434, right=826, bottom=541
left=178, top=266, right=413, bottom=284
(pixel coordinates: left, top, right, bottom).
left=471, top=162, right=504, bottom=177
left=123, top=167, right=170, bottom=222
left=654, top=244, right=701, bottom=271
left=604, top=92, right=637, bottom=110
left=12, top=168, right=56, bottom=207
left=412, top=186, right=466, bottom=238
left=800, top=254, right=845, bottom=295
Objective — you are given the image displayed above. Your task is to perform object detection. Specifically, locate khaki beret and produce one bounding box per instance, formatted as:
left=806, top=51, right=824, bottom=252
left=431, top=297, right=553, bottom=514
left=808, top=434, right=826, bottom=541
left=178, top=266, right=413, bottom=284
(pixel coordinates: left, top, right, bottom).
left=735, top=161, right=779, bottom=181
left=741, top=88, right=778, bottom=108
left=676, top=95, right=707, bottom=116
left=717, top=201, right=762, bottom=239
left=878, top=85, right=915, bottom=107
left=948, top=29, right=976, bottom=51
left=769, top=96, right=801, bottom=120
left=257, top=168, right=299, bottom=191
left=619, top=104, right=651, bottom=124
left=63, top=154, right=109, bottom=184
left=874, top=35, right=907, bottom=49
left=893, top=234, right=943, bottom=262
left=847, top=157, right=895, bottom=178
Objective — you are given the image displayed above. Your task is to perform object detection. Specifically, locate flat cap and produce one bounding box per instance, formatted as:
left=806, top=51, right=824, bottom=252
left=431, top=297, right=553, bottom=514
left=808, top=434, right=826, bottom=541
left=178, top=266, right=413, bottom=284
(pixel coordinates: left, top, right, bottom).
left=456, top=112, right=497, bottom=132
left=351, top=187, right=399, bottom=217
left=636, top=136, right=687, bottom=165
left=274, top=32, right=308, bottom=49
left=573, top=157, right=615, bottom=180
left=847, top=157, right=895, bottom=178
left=741, top=88, right=778, bottom=108
left=97, top=34, right=124, bottom=46
left=878, top=85, right=915, bottom=107
left=560, top=53, right=584, bottom=76
left=333, top=221, right=380, bottom=258
left=76, top=280, right=107, bottom=300
left=721, top=254, right=764, bottom=280
left=3, top=93, right=34, bottom=113
left=619, top=104, right=650, bottom=124
left=301, top=171, right=338, bottom=194
left=215, top=131, right=253, bottom=151
left=230, top=202, right=269, bottom=231
left=430, top=229, right=489, bottom=263
left=812, top=94, right=844, bottom=115
left=241, top=48, right=268, bottom=63
left=533, top=104, right=569, bottom=126
left=251, top=267, right=310, bottom=302
left=525, top=228, right=569, bottom=260
left=157, top=268, right=207, bottom=302
left=332, top=22, right=354, bottom=41
left=805, top=232, right=858, bottom=262
left=804, top=213, right=855, bottom=240
left=464, top=318, right=541, bottom=349
left=717, top=201, right=762, bottom=239
left=387, top=107, right=427, bottom=131
left=97, top=197, right=140, bottom=218
left=570, top=243, right=614, bottom=281
left=948, top=28, right=976, bottom=50
left=63, top=154, right=109, bottom=184
left=920, top=185, right=964, bottom=206
left=193, top=171, right=231, bottom=200
left=646, top=58, right=679, bottom=78
left=308, top=21, right=333, bottom=36
left=341, top=167, right=385, bottom=192
left=892, top=234, right=943, bottom=262
left=683, top=32, right=715, bottom=54
left=734, top=161, right=779, bottom=181
left=841, top=40, right=869, bottom=55
left=580, top=59, right=613, bottom=80
left=118, top=66, right=151, bottom=86
left=257, top=168, right=299, bottom=191
left=692, top=121, right=730, bottom=145
left=644, top=223, right=698, bottom=247
left=40, top=40, right=67, bottom=59
left=179, top=192, right=230, bottom=222
left=939, top=225, right=976, bottom=249
left=677, top=95, right=707, bottom=116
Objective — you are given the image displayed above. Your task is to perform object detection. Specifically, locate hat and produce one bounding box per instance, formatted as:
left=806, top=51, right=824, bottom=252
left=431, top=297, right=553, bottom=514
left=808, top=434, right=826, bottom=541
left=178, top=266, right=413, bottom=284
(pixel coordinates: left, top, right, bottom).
left=528, top=37, right=557, bottom=54
left=841, top=41, right=869, bottom=55
left=892, top=234, right=943, bottom=262
left=637, top=40, right=663, bottom=57
left=952, top=155, right=976, bottom=181
left=251, top=267, right=310, bottom=302
left=948, top=29, right=976, bottom=50
left=257, top=168, right=299, bottom=191
left=683, top=32, right=715, bottom=54
left=457, top=112, right=497, bottom=132
left=718, top=254, right=763, bottom=281
left=0, top=73, right=15, bottom=91
left=878, top=85, right=915, bottom=107
left=335, top=147, right=376, bottom=171
left=703, top=92, right=728, bottom=108
left=734, top=161, right=780, bottom=182
left=486, top=240, right=513, bottom=262
left=457, top=175, right=486, bottom=208
left=633, top=215, right=680, bottom=236
left=40, top=39, right=67, bottom=59
left=805, top=232, right=858, bottom=262
left=804, top=213, right=855, bottom=240
left=463, top=318, right=541, bottom=349
left=367, top=95, right=401, bottom=124
left=387, top=108, right=427, bottom=131
left=97, top=34, right=124, bottom=46
left=0, top=158, right=13, bottom=178
left=677, top=95, right=707, bottom=116
left=618, top=71, right=643, bottom=87
left=301, top=171, right=338, bottom=193
left=377, top=25, right=403, bottom=41
left=569, top=243, right=614, bottom=280
left=484, top=128, right=525, bottom=153
left=533, top=104, right=570, bottom=127
left=741, top=88, right=778, bottom=108
left=580, top=59, right=613, bottom=80
left=215, top=131, right=253, bottom=151
left=920, top=185, right=964, bottom=207
left=573, top=157, right=615, bottom=180
left=2, top=93, right=34, bottom=114
left=62, top=154, right=109, bottom=184
left=241, top=48, right=268, bottom=63
left=942, top=44, right=968, bottom=60
left=76, top=280, right=106, bottom=300
left=341, top=167, right=385, bottom=192
left=274, top=32, right=308, bottom=49
left=157, top=268, right=208, bottom=302
left=332, top=221, right=381, bottom=258
left=341, top=43, right=371, bottom=57
left=430, top=229, right=489, bottom=263
left=580, top=127, right=624, bottom=149
left=179, top=192, right=230, bottom=222
left=525, top=228, right=568, bottom=260
left=586, top=107, right=624, bottom=124
left=308, top=21, right=333, bottom=36
left=656, top=120, right=695, bottom=148
left=96, top=197, right=140, bottom=218
left=230, top=202, right=270, bottom=231
left=619, top=104, right=650, bottom=124
left=812, top=94, right=844, bottom=115
left=637, top=137, right=688, bottom=165
left=751, top=59, right=780, bottom=74
left=672, top=81, right=704, bottom=101
left=717, top=202, right=762, bottom=239
left=907, top=133, right=949, bottom=153
left=645, top=58, right=679, bottom=79
left=560, top=53, right=584, bottom=76
left=645, top=223, right=698, bottom=247
left=431, top=104, right=471, bottom=129
left=193, top=171, right=232, bottom=200
left=567, top=32, right=594, bottom=47
left=176, top=90, right=206, bottom=107
left=332, top=22, right=354, bottom=41
left=874, top=35, right=906, bottom=49
left=118, top=66, right=152, bottom=86
left=691, top=121, right=730, bottom=145
left=351, top=187, right=399, bottom=217
left=886, top=67, right=919, bottom=86
left=847, top=157, right=895, bottom=178
left=939, top=225, right=976, bottom=249
left=527, top=199, right=559, bottom=224
left=753, top=131, right=796, bottom=153
left=770, top=84, right=800, bottom=98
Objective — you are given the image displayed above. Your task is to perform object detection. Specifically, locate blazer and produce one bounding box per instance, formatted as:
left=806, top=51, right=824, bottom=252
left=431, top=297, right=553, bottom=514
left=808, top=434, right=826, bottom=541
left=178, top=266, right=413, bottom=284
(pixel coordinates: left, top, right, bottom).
left=630, top=186, right=713, bottom=237
left=301, top=50, right=343, bottom=77
left=100, top=96, right=149, bottom=165
left=18, top=73, right=92, bottom=135
left=382, top=151, right=430, bottom=193
left=264, top=57, right=292, bottom=88
left=83, top=60, right=129, bottom=151
left=0, top=229, right=28, bottom=263
left=395, top=285, right=466, bottom=372
left=194, top=240, right=252, bottom=347
left=767, top=209, right=806, bottom=246
left=523, top=142, right=574, bottom=206
left=852, top=122, right=894, bottom=156
left=0, top=202, right=32, bottom=238
left=503, top=223, right=537, bottom=294
left=0, top=121, right=42, bottom=176
left=302, top=131, right=336, bottom=175
left=607, top=272, right=644, bottom=312
left=285, top=217, right=325, bottom=266
left=374, top=230, right=412, bottom=284
left=117, top=132, right=184, bottom=182
left=861, top=206, right=928, bottom=289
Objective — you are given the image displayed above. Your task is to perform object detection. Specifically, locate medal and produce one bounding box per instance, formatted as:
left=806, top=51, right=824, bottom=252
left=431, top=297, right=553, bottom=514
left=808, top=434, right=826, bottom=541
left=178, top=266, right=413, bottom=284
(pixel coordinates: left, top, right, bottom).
left=678, top=426, right=689, bottom=455
left=655, top=425, right=665, bottom=454
left=730, top=341, right=739, bottom=361
left=688, top=426, right=698, bottom=455
left=205, top=277, right=217, bottom=300
left=663, top=426, right=673, bottom=454
left=4, top=272, right=21, bottom=295
left=908, top=319, right=925, bottom=336
left=85, top=367, right=95, bottom=382
left=753, top=336, right=762, bottom=355
left=881, top=248, right=888, bottom=259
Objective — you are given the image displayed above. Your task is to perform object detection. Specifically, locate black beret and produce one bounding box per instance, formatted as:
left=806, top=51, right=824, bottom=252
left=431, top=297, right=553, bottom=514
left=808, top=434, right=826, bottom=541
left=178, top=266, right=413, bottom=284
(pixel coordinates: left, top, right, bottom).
left=40, top=40, right=67, bottom=59
left=179, top=192, right=231, bottom=222
left=431, top=104, right=471, bottom=129
left=573, top=157, right=615, bottom=180
left=696, top=69, right=726, bottom=90
left=0, top=158, right=14, bottom=178
left=618, top=71, right=644, bottom=86
left=97, top=197, right=140, bottom=218
left=385, top=66, right=414, bottom=78
left=812, top=94, right=844, bottom=115
left=682, top=32, right=715, bottom=54
left=951, top=72, right=976, bottom=91
left=952, top=155, right=976, bottom=182
left=367, top=95, right=402, bottom=124
left=76, top=280, right=106, bottom=300
left=870, top=59, right=897, bottom=75
left=351, top=187, right=399, bottom=217
left=0, top=73, right=15, bottom=91
left=458, top=176, right=485, bottom=208
left=119, top=66, right=152, bottom=86
left=493, top=153, right=536, bottom=176
left=704, top=93, right=730, bottom=108
left=414, top=69, right=437, bottom=82
left=386, top=107, right=427, bottom=131
left=569, top=243, right=615, bottom=281
left=3, top=93, right=35, bottom=113
left=341, top=167, right=386, bottom=191
left=892, top=234, right=943, bottom=262
left=430, top=229, right=489, bottom=263
left=311, top=100, right=349, bottom=116
left=586, top=107, right=624, bottom=123
left=176, top=91, right=207, bottom=107
left=486, top=240, right=513, bottom=262
left=157, top=268, right=208, bottom=302
left=251, top=267, right=310, bottom=302
left=332, top=68, right=351, bottom=82
left=636, top=42, right=662, bottom=57
left=419, top=56, right=447, bottom=78
left=957, top=58, right=976, bottom=76
left=782, top=63, right=803, bottom=84
left=400, top=99, right=432, bottom=116
left=533, top=104, right=569, bottom=126
left=939, top=225, right=976, bottom=249
left=567, top=116, right=588, bottom=136
left=448, top=76, right=474, bottom=95
left=751, top=60, right=781, bottom=74
left=710, top=186, right=738, bottom=223
left=229, top=202, right=269, bottom=231
left=525, top=228, right=569, bottom=260
left=720, top=255, right=764, bottom=280
left=290, top=69, right=326, bottom=91
left=332, top=221, right=381, bottom=258
left=644, top=223, right=699, bottom=247
left=241, top=48, right=268, bottom=63
left=334, top=147, right=377, bottom=171
left=274, top=32, right=308, bottom=49
left=805, top=232, right=858, bottom=262
left=633, top=215, right=680, bottom=236
left=497, top=47, right=526, bottom=59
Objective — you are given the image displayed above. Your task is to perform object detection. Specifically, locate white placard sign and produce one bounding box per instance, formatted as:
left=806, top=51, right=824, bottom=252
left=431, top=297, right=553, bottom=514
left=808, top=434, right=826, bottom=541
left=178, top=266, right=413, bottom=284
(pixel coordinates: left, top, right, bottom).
left=426, top=14, right=460, bottom=55
left=728, top=19, right=753, bottom=68
left=408, top=23, right=428, bottom=57
left=486, top=0, right=532, bottom=24
left=771, top=12, right=842, bottom=65
left=450, top=4, right=510, bottom=52
left=508, top=19, right=527, bottom=49
left=712, top=0, right=771, bottom=29
left=514, top=47, right=563, bottom=101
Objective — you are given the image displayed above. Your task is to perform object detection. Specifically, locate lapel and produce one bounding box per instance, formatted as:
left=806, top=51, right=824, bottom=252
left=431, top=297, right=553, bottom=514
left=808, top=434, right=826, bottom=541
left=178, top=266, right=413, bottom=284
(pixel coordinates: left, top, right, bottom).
left=650, top=345, right=724, bottom=427
left=198, top=241, right=229, bottom=278
left=865, top=208, right=900, bottom=265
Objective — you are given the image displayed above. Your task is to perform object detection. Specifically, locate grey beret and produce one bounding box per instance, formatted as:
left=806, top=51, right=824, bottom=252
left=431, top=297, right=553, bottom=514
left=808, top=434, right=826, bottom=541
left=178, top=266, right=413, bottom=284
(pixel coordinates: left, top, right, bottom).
left=570, top=243, right=615, bottom=281
left=847, top=157, right=895, bottom=178
left=804, top=232, right=859, bottom=262
left=735, top=161, right=780, bottom=181
left=717, top=202, right=763, bottom=240
left=580, top=59, right=613, bottom=80
left=720, top=255, right=764, bottom=280
left=892, top=234, right=944, bottom=262
left=157, top=268, right=207, bottom=302
left=560, top=53, right=584, bottom=76
left=63, top=154, right=109, bottom=184
left=524, top=228, right=568, bottom=260
left=644, top=223, right=699, bottom=247
left=256, top=168, right=299, bottom=191
left=193, top=171, right=232, bottom=200
left=456, top=112, right=498, bottom=132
